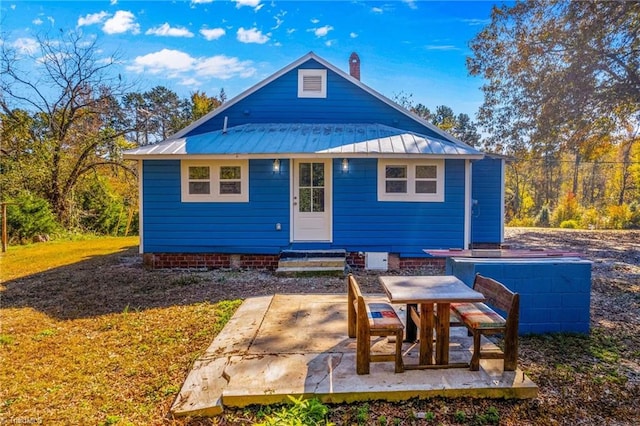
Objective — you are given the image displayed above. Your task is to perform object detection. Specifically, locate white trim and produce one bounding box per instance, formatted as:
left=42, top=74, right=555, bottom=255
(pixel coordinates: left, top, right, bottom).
left=125, top=152, right=483, bottom=161
left=464, top=160, right=472, bottom=250
left=377, top=159, right=444, bottom=202
left=180, top=160, right=249, bottom=202
left=137, top=160, right=144, bottom=254
left=297, top=69, right=327, bottom=98
left=292, top=159, right=333, bottom=242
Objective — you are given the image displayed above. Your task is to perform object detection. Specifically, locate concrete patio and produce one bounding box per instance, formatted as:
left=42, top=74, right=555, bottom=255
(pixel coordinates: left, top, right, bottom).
left=171, top=294, right=537, bottom=417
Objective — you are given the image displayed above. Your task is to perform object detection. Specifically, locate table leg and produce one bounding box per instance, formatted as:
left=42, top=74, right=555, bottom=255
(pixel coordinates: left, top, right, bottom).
left=419, top=303, right=434, bottom=365
left=435, top=303, right=451, bottom=365
left=405, top=303, right=417, bottom=342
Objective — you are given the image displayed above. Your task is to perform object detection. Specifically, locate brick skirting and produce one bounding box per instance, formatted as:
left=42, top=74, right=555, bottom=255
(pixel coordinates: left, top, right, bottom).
left=143, top=252, right=445, bottom=272
left=143, top=253, right=279, bottom=270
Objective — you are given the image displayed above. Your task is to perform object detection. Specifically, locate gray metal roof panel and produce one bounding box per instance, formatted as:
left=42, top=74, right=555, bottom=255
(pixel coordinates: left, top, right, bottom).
left=123, top=123, right=483, bottom=158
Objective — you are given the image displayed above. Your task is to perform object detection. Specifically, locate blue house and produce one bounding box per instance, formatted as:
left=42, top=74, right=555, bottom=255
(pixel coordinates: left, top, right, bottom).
left=124, top=52, right=505, bottom=270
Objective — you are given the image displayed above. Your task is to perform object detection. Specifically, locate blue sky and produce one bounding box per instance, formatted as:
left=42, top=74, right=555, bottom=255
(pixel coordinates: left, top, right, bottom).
left=1, top=0, right=498, bottom=119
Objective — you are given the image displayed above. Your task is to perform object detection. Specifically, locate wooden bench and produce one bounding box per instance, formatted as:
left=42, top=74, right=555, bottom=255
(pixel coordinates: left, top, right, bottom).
left=450, top=274, right=519, bottom=371
left=347, top=274, right=404, bottom=375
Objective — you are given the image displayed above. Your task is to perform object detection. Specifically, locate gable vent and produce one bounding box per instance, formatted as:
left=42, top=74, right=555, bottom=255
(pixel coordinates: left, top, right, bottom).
left=298, top=69, right=327, bottom=98
left=303, top=75, right=322, bottom=92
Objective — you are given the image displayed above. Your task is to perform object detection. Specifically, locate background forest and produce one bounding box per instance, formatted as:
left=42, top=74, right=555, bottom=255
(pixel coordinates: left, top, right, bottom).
left=1, top=0, right=639, bottom=244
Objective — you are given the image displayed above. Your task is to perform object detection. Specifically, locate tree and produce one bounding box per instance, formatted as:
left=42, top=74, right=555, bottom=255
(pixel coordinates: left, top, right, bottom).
left=1, top=30, right=135, bottom=224
left=468, top=0, right=640, bottom=154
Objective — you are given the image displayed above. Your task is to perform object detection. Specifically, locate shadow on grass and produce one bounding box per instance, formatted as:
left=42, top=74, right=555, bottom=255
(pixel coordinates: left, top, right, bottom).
left=0, top=247, right=360, bottom=321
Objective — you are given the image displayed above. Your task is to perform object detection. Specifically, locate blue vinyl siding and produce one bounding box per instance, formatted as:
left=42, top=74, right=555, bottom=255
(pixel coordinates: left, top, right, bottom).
left=142, top=158, right=466, bottom=256
left=143, top=159, right=291, bottom=254
left=471, top=157, right=503, bottom=244
left=185, top=59, right=443, bottom=140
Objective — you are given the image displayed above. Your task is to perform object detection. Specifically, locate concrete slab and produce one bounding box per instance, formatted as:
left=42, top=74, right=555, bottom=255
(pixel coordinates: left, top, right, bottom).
left=171, top=294, right=537, bottom=417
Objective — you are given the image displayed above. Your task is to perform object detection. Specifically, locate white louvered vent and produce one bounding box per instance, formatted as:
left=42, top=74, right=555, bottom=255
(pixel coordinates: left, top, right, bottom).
left=303, top=75, right=322, bottom=92
left=298, top=69, right=327, bottom=98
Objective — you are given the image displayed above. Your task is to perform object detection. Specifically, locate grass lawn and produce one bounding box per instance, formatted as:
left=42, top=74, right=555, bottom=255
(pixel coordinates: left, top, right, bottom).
left=0, top=238, right=241, bottom=425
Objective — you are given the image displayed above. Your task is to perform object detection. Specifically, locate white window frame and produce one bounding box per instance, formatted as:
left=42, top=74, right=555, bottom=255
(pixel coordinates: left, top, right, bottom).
left=377, top=159, right=445, bottom=202
left=181, top=160, right=249, bottom=202
left=297, top=69, right=327, bottom=98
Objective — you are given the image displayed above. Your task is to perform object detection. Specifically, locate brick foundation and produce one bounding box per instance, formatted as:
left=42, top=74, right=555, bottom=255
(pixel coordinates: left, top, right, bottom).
left=143, top=253, right=279, bottom=270
left=345, top=252, right=445, bottom=273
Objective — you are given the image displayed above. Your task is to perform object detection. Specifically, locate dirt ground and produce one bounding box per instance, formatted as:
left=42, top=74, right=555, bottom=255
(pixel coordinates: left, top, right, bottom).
left=2, top=228, right=639, bottom=425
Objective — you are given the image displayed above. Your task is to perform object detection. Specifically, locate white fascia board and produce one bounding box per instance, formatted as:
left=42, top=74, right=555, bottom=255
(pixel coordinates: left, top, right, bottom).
left=464, top=159, right=472, bottom=250
left=123, top=153, right=485, bottom=161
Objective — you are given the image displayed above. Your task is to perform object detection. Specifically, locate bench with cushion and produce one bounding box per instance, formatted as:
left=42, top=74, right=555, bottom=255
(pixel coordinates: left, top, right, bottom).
left=450, top=273, right=519, bottom=371
left=347, top=274, right=404, bottom=375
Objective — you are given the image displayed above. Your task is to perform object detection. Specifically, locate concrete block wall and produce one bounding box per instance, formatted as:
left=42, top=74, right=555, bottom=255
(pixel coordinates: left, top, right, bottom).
left=446, top=257, right=592, bottom=334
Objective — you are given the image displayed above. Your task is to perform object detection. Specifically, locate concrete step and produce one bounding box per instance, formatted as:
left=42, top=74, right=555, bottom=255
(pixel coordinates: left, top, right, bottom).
left=278, top=258, right=346, bottom=268
left=275, top=266, right=345, bottom=277
left=280, top=249, right=346, bottom=260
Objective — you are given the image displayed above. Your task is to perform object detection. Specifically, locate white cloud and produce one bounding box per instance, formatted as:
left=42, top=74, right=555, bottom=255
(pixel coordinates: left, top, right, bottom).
left=102, top=10, right=140, bottom=35
left=235, top=0, right=261, bottom=8
left=191, top=0, right=214, bottom=3
left=47, top=16, right=55, bottom=26
left=350, top=32, right=358, bottom=38
left=179, top=77, right=200, bottom=87
left=372, top=7, right=383, bottom=14
left=127, top=49, right=256, bottom=81
left=77, top=11, right=109, bottom=27
left=146, top=23, right=194, bottom=37
left=325, top=40, right=334, bottom=47
left=32, top=18, right=43, bottom=25
left=10, top=4, right=16, bottom=10
left=461, top=18, right=491, bottom=26
left=127, top=49, right=194, bottom=74
left=425, top=44, right=460, bottom=51
left=287, top=28, right=296, bottom=35
left=311, top=25, right=333, bottom=37
left=195, top=55, right=256, bottom=79
left=236, top=27, right=269, bottom=44
left=403, top=0, right=418, bottom=10
left=110, top=0, right=118, bottom=4
left=272, top=10, right=286, bottom=29
left=200, top=27, right=226, bottom=40
left=12, top=37, right=39, bottom=54
left=310, top=18, right=320, bottom=24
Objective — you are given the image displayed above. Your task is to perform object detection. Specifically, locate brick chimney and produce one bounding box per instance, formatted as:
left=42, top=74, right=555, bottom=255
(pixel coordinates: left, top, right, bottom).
left=349, top=52, right=360, bottom=80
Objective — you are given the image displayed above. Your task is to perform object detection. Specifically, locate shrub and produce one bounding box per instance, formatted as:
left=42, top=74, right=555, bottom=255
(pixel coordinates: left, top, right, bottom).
left=534, top=204, right=551, bottom=227
left=606, top=204, right=632, bottom=229
left=551, top=192, right=581, bottom=227
left=507, top=216, right=535, bottom=227
left=580, top=208, right=603, bottom=229
left=559, top=220, right=580, bottom=229
left=6, top=192, right=60, bottom=243
left=255, top=396, right=333, bottom=426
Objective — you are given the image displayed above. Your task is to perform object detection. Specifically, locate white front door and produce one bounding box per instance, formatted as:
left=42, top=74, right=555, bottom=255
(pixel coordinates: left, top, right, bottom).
left=292, top=160, right=332, bottom=241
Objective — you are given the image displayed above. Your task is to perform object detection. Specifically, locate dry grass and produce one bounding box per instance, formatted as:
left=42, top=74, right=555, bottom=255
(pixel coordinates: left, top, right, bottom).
left=0, top=238, right=241, bottom=425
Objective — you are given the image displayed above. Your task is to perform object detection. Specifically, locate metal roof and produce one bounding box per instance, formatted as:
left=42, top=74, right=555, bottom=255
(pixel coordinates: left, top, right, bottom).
left=124, top=123, right=483, bottom=159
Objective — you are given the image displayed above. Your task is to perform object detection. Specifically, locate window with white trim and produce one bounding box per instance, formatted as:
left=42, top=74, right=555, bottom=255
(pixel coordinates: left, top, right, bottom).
left=377, top=159, right=444, bottom=202
left=181, top=160, right=249, bottom=202
left=298, top=69, right=327, bottom=98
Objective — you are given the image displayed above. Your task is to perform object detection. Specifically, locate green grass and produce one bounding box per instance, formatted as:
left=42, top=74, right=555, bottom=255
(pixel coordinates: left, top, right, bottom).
left=0, top=237, right=241, bottom=425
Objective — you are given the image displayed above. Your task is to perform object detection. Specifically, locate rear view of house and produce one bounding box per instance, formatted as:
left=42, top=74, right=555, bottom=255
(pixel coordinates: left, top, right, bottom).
left=124, top=52, right=505, bottom=270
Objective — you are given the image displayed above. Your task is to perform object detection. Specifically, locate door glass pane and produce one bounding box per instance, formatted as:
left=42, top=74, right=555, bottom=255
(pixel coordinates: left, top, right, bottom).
left=312, top=188, right=325, bottom=212
left=299, top=163, right=311, bottom=186
left=299, top=188, right=311, bottom=212
left=416, top=181, right=437, bottom=194
left=189, top=182, right=210, bottom=194
left=312, top=163, right=325, bottom=186
left=386, top=181, right=407, bottom=193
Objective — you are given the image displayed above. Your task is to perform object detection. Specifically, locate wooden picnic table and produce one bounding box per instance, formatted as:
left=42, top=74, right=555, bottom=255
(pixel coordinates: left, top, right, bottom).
left=378, top=275, right=485, bottom=369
